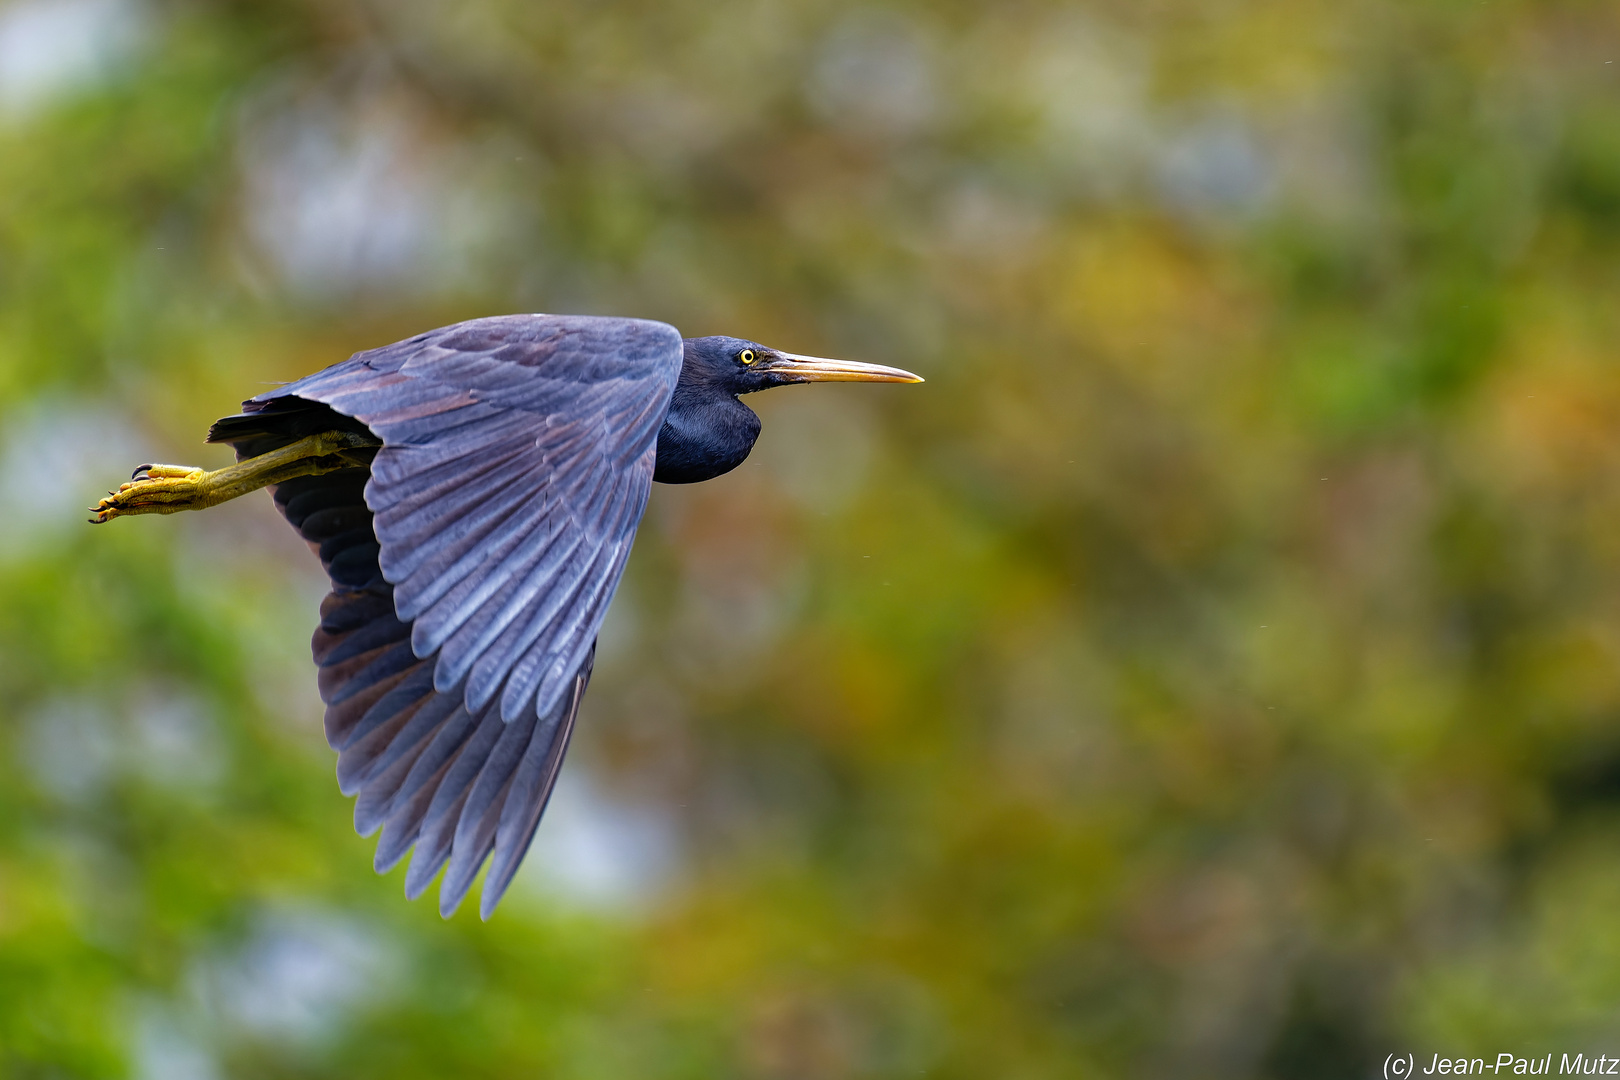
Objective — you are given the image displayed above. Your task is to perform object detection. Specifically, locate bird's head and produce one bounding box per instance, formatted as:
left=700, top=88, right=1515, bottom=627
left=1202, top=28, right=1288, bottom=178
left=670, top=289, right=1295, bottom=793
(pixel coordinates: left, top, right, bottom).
left=680, top=336, right=923, bottom=397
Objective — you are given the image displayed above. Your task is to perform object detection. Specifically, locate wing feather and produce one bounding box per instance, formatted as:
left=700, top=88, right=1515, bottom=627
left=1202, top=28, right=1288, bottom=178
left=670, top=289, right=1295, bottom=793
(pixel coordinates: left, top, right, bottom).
left=405, top=708, right=504, bottom=900
left=440, top=709, right=539, bottom=912
left=373, top=748, right=458, bottom=873
left=376, top=702, right=481, bottom=852
left=399, top=470, right=568, bottom=630
left=482, top=656, right=590, bottom=918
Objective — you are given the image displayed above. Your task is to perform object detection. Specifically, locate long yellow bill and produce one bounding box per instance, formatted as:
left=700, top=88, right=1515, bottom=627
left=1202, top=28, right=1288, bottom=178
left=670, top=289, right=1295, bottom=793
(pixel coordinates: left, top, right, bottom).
left=766, top=353, right=924, bottom=384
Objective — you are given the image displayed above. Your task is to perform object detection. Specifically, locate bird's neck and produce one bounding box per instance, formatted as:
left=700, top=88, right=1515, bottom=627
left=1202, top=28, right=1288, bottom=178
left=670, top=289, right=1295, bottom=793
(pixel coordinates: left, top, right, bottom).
left=653, top=388, right=761, bottom=484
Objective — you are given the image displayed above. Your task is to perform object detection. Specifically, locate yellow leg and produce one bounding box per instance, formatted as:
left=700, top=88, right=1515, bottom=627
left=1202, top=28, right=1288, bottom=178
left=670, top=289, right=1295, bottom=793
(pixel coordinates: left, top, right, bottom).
left=90, top=430, right=380, bottom=523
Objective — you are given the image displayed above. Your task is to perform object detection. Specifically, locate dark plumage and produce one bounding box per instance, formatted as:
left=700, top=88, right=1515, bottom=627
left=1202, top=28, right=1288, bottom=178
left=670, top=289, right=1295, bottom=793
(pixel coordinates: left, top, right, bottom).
left=196, top=314, right=920, bottom=918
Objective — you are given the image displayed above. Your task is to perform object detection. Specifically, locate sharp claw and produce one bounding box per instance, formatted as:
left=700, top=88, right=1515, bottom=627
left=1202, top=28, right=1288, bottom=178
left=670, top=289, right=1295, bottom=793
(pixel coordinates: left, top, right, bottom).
left=131, top=464, right=154, bottom=479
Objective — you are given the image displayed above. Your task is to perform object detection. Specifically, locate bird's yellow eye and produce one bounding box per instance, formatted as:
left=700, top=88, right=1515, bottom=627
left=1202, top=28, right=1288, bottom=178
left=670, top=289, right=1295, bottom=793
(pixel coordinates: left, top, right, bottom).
left=739, top=349, right=756, bottom=365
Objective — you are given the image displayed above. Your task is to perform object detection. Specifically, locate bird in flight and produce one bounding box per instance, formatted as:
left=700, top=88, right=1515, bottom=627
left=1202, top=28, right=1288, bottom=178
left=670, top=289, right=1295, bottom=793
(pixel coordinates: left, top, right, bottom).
left=91, top=314, right=921, bottom=918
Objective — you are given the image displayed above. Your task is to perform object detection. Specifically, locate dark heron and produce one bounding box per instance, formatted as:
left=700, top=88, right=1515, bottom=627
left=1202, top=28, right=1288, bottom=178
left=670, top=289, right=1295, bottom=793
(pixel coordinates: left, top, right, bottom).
left=90, top=314, right=921, bottom=918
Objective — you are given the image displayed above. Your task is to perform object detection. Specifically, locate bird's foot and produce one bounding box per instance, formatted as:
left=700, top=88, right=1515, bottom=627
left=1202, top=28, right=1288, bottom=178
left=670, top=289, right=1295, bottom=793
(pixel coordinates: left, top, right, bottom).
left=89, top=431, right=381, bottom=525
left=91, top=463, right=219, bottom=523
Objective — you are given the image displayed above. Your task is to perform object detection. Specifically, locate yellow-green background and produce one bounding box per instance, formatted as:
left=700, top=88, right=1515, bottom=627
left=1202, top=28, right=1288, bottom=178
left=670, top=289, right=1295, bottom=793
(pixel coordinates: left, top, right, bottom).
left=3, top=0, right=1619, bottom=1076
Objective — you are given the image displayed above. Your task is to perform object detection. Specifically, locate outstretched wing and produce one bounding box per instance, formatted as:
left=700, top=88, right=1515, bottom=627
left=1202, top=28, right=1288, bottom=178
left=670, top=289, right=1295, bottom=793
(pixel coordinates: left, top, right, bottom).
left=264, top=314, right=681, bottom=722
left=214, top=314, right=681, bottom=917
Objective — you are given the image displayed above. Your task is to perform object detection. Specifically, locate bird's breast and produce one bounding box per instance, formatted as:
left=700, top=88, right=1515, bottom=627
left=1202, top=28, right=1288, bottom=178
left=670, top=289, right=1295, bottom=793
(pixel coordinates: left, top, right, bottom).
left=652, top=396, right=761, bottom=484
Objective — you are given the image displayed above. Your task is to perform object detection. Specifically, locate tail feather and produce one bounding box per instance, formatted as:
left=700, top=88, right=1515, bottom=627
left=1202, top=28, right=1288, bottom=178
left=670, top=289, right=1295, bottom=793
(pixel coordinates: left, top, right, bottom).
left=207, top=397, right=375, bottom=460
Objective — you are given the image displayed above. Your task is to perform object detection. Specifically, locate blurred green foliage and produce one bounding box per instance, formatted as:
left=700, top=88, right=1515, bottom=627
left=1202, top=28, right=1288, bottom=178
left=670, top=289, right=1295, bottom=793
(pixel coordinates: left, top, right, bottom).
left=3, top=0, right=1620, bottom=1076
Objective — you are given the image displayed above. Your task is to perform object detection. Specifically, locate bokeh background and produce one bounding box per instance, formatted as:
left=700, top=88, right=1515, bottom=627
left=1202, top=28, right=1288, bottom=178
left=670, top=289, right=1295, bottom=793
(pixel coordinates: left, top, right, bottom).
left=3, top=0, right=1620, bottom=1076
